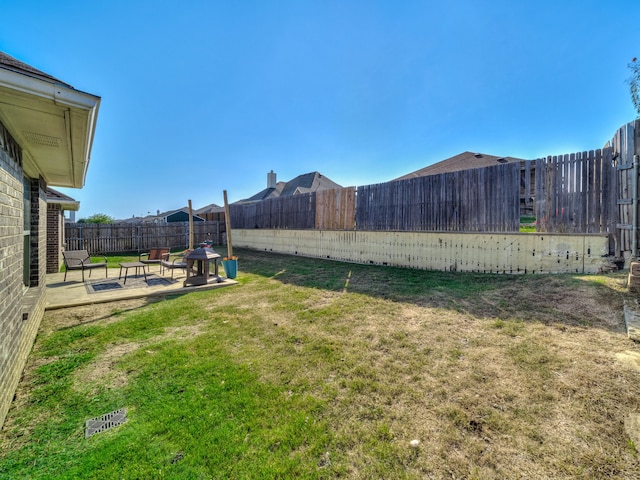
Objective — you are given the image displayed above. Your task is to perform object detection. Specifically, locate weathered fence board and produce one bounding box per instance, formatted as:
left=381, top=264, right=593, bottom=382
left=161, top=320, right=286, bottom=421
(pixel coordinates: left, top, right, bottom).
left=611, top=121, right=638, bottom=256
left=355, top=163, right=520, bottom=232
left=315, top=187, right=356, bottom=230
left=233, top=228, right=611, bottom=274
left=533, top=149, right=616, bottom=238
left=230, top=193, right=316, bottom=230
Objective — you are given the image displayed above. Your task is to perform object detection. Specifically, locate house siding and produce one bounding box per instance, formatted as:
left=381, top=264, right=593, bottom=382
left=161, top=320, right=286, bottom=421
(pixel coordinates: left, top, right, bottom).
left=0, top=121, right=47, bottom=431
left=166, top=211, right=205, bottom=223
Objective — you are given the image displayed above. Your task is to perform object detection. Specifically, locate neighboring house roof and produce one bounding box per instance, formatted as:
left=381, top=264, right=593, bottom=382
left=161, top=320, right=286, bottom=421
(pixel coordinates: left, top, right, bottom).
left=46, top=187, right=79, bottom=211
left=195, top=203, right=224, bottom=215
left=141, top=208, right=180, bottom=222
left=241, top=182, right=286, bottom=203
left=165, top=209, right=205, bottom=222
left=280, top=172, right=342, bottom=196
left=141, top=207, right=205, bottom=223
left=394, top=151, right=527, bottom=181
left=119, top=216, right=145, bottom=224
left=0, top=51, right=100, bottom=188
left=238, top=172, right=341, bottom=203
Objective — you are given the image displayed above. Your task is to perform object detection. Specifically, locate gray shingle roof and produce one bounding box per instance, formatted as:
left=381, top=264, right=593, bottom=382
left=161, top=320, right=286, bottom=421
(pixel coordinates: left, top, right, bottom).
left=195, top=203, right=223, bottom=214
left=46, top=187, right=79, bottom=210
left=0, top=51, right=72, bottom=87
left=280, top=172, right=341, bottom=196
left=46, top=187, right=76, bottom=203
left=241, top=185, right=283, bottom=203
left=239, top=172, right=341, bottom=203
left=395, top=151, right=527, bottom=180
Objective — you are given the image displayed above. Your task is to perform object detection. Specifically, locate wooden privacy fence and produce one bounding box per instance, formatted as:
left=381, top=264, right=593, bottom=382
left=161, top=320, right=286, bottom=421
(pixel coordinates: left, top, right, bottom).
left=65, top=221, right=224, bottom=254
left=227, top=120, right=640, bottom=261
left=356, top=163, right=521, bottom=231
left=533, top=149, right=616, bottom=234
left=316, top=187, right=356, bottom=230
left=229, top=187, right=357, bottom=230
left=532, top=120, right=640, bottom=257
left=610, top=121, right=639, bottom=256
left=229, top=194, right=316, bottom=229
left=229, top=163, right=523, bottom=233
left=62, top=121, right=640, bottom=259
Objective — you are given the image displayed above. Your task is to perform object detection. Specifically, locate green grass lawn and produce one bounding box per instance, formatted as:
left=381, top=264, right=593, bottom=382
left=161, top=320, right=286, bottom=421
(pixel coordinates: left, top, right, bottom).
left=520, top=216, right=537, bottom=233
left=3, top=248, right=640, bottom=478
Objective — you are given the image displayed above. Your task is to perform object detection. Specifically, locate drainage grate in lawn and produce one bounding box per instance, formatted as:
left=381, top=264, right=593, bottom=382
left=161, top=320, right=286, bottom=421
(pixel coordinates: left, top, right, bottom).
left=85, top=408, right=127, bottom=439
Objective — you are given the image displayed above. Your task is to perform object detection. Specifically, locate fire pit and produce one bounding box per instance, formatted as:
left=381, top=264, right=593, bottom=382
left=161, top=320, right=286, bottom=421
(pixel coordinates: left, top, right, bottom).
left=183, top=247, right=221, bottom=287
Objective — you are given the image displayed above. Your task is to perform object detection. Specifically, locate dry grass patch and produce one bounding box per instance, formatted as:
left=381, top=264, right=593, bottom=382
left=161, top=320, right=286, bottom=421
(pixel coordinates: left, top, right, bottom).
left=41, top=298, right=151, bottom=334
left=74, top=342, right=140, bottom=393
left=73, top=323, right=209, bottom=394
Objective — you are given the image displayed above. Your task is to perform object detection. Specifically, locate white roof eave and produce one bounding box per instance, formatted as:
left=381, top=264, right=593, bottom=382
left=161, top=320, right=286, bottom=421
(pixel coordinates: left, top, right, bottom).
left=0, top=67, right=100, bottom=188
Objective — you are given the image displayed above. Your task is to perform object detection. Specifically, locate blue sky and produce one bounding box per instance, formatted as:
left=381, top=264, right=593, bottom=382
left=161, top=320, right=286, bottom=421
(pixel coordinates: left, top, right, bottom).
left=2, top=0, right=640, bottom=220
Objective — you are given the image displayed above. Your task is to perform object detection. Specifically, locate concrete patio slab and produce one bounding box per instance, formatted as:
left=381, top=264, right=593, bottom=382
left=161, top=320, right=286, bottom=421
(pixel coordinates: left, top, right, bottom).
left=46, top=265, right=237, bottom=310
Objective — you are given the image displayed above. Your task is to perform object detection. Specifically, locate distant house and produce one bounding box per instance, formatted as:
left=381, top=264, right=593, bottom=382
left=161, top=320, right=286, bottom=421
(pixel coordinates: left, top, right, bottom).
left=195, top=203, right=225, bottom=222
left=46, top=187, right=79, bottom=274
left=238, top=170, right=342, bottom=204
left=0, top=51, right=100, bottom=430
left=395, top=151, right=527, bottom=180
left=141, top=207, right=205, bottom=223
left=164, top=208, right=205, bottom=223
left=119, top=216, right=145, bottom=224
left=395, top=151, right=534, bottom=215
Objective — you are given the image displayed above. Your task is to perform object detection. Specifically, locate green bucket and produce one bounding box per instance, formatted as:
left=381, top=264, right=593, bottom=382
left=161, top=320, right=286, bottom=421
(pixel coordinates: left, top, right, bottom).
left=222, top=259, right=238, bottom=279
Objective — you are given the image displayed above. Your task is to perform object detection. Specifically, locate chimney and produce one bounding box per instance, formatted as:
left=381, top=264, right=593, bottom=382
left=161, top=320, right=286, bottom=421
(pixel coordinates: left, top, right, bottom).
left=267, top=170, right=277, bottom=189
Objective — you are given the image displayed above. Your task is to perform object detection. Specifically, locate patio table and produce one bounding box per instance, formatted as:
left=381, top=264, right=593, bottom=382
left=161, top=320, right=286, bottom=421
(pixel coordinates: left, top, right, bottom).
left=118, top=261, right=148, bottom=284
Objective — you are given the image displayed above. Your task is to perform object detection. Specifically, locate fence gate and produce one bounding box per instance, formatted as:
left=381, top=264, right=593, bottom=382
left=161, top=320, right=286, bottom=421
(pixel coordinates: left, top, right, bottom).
left=612, top=121, right=639, bottom=259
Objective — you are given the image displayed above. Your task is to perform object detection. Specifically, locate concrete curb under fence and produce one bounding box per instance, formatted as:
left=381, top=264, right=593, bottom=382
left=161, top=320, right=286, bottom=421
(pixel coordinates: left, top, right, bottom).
left=234, top=229, right=613, bottom=274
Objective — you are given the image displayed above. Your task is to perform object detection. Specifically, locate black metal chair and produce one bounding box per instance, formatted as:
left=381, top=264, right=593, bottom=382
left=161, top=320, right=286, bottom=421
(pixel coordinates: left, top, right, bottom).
left=62, top=250, right=108, bottom=282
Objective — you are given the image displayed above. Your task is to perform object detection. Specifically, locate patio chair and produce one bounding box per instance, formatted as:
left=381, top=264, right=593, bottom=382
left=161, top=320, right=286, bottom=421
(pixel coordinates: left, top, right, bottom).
left=139, top=247, right=169, bottom=270
left=160, top=252, right=187, bottom=279
left=62, top=249, right=108, bottom=282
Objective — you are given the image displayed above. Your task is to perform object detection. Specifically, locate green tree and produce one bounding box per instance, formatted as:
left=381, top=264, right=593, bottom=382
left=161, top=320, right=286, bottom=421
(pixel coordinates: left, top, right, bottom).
left=78, top=213, right=114, bottom=224
left=628, top=57, right=640, bottom=118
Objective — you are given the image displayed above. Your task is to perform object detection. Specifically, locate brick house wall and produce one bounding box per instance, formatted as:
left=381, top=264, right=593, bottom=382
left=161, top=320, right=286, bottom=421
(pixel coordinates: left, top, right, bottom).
left=0, top=121, right=47, bottom=430
left=0, top=50, right=100, bottom=432
left=30, top=177, right=46, bottom=287
left=47, top=204, right=62, bottom=274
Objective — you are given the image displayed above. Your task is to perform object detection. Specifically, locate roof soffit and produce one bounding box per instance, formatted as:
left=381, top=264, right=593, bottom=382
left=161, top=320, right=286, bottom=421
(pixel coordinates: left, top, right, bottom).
left=0, top=65, right=100, bottom=188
